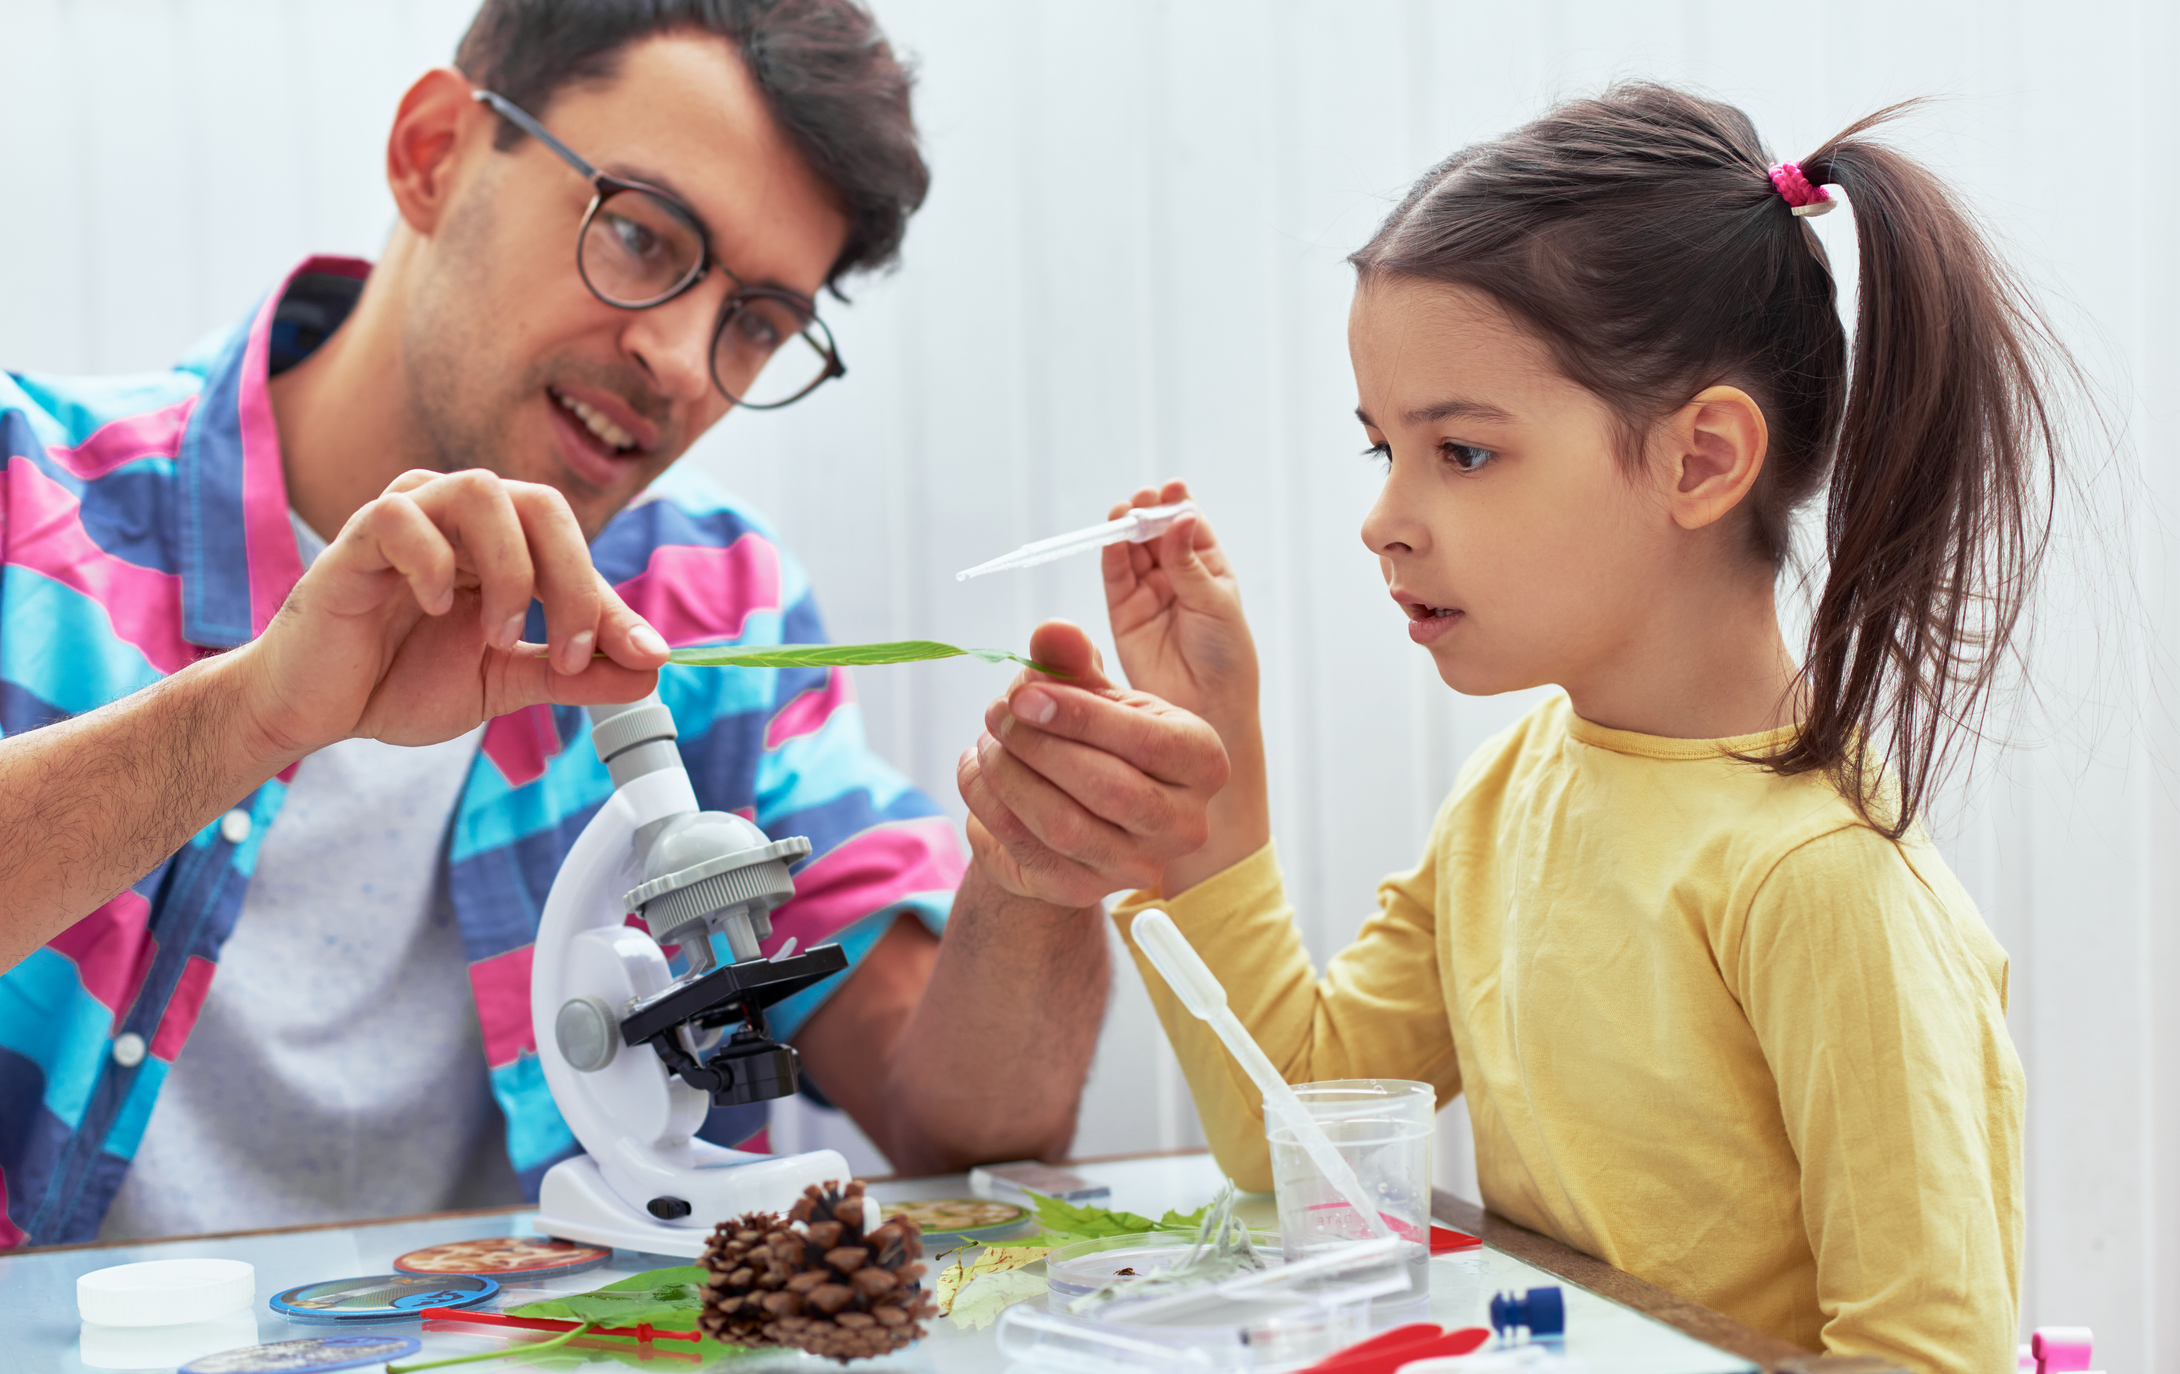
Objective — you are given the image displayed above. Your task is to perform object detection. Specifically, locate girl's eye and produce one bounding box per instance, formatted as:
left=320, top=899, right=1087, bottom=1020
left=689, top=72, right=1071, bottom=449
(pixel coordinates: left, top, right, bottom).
left=1441, top=441, right=1494, bottom=472
left=1362, top=441, right=1392, bottom=473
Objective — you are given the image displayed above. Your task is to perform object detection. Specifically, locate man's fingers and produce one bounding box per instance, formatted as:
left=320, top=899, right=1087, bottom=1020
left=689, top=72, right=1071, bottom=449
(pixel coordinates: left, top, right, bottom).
left=591, top=572, right=671, bottom=668
left=958, top=747, right=1113, bottom=905
left=989, top=714, right=1205, bottom=846
left=487, top=648, right=660, bottom=714
left=997, top=685, right=1228, bottom=792
left=1026, top=620, right=1110, bottom=689
left=400, top=470, right=537, bottom=650
left=503, top=482, right=606, bottom=674
left=360, top=493, right=457, bottom=615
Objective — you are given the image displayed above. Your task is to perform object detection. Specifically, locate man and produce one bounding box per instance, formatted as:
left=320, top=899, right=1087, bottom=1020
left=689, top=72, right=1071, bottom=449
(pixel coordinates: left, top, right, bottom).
left=0, top=0, right=1228, bottom=1247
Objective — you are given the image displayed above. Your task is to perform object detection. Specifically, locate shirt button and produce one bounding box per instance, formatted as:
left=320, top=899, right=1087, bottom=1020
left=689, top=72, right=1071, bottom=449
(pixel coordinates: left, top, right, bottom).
left=219, top=810, right=252, bottom=844
left=112, top=1033, right=147, bottom=1068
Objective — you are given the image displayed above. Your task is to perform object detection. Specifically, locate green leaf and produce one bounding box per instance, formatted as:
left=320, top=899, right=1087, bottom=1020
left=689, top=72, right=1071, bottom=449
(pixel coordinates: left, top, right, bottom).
left=1006, top=1191, right=1167, bottom=1248
left=1153, top=1204, right=1212, bottom=1232
left=663, top=640, right=1066, bottom=676
left=505, top=1265, right=708, bottom=1330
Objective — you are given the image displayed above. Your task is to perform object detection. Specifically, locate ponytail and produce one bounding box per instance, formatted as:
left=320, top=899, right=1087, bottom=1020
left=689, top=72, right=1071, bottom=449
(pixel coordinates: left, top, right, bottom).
left=1351, top=84, right=2073, bottom=835
left=1772, top=113, right=2064, bottom=834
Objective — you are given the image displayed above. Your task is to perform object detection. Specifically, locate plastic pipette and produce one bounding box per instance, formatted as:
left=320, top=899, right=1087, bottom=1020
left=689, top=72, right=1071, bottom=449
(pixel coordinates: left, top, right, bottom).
left=1130, top=910, right=1393, bottom=1240
left=956, top=500, right=1200, bottom=581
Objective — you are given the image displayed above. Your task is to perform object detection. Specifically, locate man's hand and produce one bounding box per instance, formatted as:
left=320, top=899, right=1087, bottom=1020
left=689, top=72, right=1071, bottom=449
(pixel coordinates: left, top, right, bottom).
left=957, top=621, right=1230, bottom=907
left=238, top=468, right=667, bottom=757
left=0, top=468, right=669, bottom=968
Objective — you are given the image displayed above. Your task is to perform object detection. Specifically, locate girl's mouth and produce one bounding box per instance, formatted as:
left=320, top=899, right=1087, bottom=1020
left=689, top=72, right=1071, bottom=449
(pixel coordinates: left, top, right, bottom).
left=1396, top=595, right=1464, bottom=646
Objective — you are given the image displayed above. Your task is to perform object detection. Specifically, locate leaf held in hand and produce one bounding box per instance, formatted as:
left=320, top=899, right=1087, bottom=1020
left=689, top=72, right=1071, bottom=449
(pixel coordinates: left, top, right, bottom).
left=663, top=640, right=1066, bottom=676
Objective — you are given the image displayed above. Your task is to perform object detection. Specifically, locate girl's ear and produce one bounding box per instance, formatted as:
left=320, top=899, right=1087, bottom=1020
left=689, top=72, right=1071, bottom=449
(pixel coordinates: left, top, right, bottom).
left=1659, top=385, right=1768, bottom=532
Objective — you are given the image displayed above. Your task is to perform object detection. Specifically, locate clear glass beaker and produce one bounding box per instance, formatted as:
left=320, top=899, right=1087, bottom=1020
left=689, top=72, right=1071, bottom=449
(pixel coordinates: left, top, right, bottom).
left=1265, top=1079, right=1434, bottom=1297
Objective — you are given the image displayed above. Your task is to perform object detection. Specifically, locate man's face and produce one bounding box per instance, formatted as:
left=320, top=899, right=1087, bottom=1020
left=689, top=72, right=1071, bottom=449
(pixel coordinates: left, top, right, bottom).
left=403, top=34, right=851, bottom=539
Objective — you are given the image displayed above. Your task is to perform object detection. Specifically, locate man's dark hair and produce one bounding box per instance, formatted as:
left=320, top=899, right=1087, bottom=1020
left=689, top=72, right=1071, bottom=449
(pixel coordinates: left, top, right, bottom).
left=455, top=0, right=928, bottom=294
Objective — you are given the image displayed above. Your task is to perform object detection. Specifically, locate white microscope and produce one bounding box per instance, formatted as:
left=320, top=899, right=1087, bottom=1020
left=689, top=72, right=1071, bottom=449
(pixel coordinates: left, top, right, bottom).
left=528, top=693, right=852, bottom=1255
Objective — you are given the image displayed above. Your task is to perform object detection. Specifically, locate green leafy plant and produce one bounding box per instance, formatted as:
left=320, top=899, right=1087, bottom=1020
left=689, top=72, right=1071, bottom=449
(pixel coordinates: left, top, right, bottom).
left=1011, top=1191, right=1211, bottom=1248
left=664, top=641, right=1065, bottom=675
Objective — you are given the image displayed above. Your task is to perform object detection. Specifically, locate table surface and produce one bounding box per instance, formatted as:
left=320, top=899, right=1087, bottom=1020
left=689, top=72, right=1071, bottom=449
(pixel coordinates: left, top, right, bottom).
left=3, top=1153, right=1780, bottom=1374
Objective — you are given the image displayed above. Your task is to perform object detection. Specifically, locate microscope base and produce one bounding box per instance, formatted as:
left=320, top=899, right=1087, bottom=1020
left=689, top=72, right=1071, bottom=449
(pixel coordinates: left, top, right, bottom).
left=533, top=1148, right=852, bottom=1256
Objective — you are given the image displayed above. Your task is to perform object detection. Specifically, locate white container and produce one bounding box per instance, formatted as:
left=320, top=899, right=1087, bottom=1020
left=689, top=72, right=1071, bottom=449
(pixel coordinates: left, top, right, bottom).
left=77, top=1258, right=255, bottom=1327
left=1266, top=1080, right=1435, bottom=1297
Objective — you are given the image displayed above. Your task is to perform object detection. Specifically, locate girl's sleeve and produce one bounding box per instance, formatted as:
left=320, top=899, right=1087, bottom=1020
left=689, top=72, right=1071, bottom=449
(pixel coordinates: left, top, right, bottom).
left=1111, top=838, right=1460, bottom=1192
left=1731, top=826, right=2024, bottom=1374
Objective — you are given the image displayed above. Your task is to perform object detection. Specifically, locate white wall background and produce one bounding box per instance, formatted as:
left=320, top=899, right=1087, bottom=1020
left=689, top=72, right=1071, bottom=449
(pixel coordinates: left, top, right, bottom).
left=3, top=1, right=2174, bottom=1366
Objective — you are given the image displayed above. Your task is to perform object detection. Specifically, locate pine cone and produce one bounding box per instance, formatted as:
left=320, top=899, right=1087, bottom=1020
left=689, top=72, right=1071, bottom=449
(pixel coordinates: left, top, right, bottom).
left=698, top=1180, right=936, bottom=1362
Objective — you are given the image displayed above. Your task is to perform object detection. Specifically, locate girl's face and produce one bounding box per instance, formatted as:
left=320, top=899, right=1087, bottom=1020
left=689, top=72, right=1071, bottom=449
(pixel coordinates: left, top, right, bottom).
left=1350, top=276, right=1681, bottom=699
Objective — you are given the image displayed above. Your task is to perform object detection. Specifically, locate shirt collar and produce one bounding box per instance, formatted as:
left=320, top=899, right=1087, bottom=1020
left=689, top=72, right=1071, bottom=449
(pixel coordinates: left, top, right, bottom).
left=176, top=255, right=371, bottom=649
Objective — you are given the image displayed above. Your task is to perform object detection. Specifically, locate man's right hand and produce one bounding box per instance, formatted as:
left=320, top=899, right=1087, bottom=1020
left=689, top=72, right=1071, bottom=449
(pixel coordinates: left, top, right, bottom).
left=236, top=468, right=667, bottom=759
left=957, top=621, right=1230, bottom=909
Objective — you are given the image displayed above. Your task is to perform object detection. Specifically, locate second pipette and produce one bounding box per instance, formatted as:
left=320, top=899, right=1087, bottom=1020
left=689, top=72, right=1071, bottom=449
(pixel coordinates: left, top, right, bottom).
left=1130, top=909, right=1394, bottom=1242
left=956, top=500, right=1199, bottom=581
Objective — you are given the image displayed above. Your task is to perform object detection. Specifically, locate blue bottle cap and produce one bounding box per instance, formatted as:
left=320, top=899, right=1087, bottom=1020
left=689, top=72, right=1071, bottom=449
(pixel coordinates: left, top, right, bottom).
left=1489, top=1284, right=1565, bottom=1339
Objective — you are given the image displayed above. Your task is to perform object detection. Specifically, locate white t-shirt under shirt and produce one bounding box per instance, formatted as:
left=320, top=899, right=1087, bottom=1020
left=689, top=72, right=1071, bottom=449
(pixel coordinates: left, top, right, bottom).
left=98, top=514, right=520, bottom=1240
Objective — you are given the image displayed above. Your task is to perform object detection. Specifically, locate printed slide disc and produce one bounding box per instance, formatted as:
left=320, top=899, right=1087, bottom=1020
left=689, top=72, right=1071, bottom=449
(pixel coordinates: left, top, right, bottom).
left=269, top=1273, right=497, bottom=1324
left=393, top=1236, right=610, bottom=1279
left=182, top=1333, right=422, bottom=1373
left=884, top=1197, right=1029, bottom=1243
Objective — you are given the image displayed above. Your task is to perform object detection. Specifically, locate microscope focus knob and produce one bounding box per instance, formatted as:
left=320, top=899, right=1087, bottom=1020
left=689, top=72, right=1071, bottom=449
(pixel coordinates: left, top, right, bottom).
left=555, top=996, right=621, bottom=1073
left=646, top=1196, right=693, bottom=1220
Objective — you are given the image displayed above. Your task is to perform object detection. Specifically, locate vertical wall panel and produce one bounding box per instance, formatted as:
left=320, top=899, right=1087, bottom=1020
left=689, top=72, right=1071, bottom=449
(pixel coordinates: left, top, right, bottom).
left=1, top=1, right=2173, bottom=1362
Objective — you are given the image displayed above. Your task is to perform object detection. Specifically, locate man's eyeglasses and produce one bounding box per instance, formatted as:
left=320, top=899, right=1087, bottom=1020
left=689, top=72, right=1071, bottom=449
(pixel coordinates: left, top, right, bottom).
left=473, top=89, right=846, bottom=410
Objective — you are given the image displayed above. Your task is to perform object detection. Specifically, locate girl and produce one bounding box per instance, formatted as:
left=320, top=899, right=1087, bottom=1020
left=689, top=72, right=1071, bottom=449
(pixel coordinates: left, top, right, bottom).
left=1070, top=85, right=2063, bottom=1372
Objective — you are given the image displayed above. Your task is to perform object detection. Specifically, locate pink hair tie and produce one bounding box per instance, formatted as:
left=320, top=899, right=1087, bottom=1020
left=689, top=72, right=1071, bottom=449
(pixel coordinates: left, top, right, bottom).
left=1769, top=161, right=1835, bottom=217
left=1761, top=162, right=1831, bottom=217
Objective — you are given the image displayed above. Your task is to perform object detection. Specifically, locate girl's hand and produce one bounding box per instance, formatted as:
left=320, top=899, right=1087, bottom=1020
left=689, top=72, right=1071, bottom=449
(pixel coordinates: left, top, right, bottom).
left=1102, top=480, right=1268, bottom=897
left=1104, top=480, right=1259, bottom=736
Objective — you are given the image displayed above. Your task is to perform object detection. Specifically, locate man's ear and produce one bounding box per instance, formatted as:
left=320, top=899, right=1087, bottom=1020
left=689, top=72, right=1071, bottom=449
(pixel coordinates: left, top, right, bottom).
left=386, top=68, right=488, bottom=236
left=1657, top=385, right=1768, bottom=531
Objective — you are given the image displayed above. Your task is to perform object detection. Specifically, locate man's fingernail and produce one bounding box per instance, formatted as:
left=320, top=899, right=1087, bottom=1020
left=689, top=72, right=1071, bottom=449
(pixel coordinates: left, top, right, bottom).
left=1017, top=687, right=1057, bottom=724
left=561, top=630, right=595, bottom=671
left=631, top=624, right=668, bottom=658
left=498, top=613, right=527, bottom=650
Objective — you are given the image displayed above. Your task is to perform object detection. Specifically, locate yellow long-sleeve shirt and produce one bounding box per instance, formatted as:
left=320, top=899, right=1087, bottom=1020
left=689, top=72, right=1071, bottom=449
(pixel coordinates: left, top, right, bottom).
left=1113, top=694, right=2022, bottom=1374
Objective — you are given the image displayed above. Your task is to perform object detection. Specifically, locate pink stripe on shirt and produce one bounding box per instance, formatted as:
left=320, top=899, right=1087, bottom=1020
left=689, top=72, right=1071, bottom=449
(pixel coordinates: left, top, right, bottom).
left=148, top=955, right=217, bottom=1063
left=764, top=668, right=854, bottom=750
left=470, top=945, right=536, bottom=1070
left=45, top=398, right=194, bottom=480
left=483, top=704, right=563, bottom=790
left=240, top=256, right=368, bottom=636
left=767, top=817, right=965, bottom=952
left=614, top=537, right=782, bottom=647
left=5, top=455, right=196, bottom=674
left=45, top=891, right=156, bottom=1025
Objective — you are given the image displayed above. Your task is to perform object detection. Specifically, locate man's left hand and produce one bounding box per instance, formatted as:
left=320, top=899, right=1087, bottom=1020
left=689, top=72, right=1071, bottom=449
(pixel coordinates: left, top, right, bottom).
left=958, top=620, right=1229, bottom=908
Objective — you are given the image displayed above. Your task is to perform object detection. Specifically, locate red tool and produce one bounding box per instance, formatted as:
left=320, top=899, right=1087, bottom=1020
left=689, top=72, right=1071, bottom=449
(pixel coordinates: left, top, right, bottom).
left=419, top=1305, right=703, bottom=1347
left=1429, top=1225, right=1482, bottom=1254
left=1298, top=1322, right=1492, bottom=1374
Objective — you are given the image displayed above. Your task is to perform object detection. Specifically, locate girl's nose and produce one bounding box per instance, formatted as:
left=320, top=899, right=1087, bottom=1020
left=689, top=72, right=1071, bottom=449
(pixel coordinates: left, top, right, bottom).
left=1361, top=460, right=1428, bottom=558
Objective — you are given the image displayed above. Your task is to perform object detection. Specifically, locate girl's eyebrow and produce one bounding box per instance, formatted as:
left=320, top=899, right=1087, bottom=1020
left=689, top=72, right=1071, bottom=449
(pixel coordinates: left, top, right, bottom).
left=1353, top=398, right=1517, bottom=428
left=1403, top=397, right=1518, bottom=425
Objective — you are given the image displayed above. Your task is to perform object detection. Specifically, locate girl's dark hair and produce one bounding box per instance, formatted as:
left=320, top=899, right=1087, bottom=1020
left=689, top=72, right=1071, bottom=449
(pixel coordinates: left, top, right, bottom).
left=1354, top=83, right=2068, bottom=836
left=456, top=0, right=928, bottom=295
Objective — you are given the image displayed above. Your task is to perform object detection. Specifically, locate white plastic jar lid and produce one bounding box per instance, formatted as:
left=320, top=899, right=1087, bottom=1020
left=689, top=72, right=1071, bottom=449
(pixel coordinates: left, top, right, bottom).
left=78, top=1258, right=255, bottom=1327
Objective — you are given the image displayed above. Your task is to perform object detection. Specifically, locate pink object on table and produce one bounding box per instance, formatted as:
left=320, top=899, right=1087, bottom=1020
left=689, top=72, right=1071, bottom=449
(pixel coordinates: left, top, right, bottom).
left=2032, top=1326, right=2094, bottom=1373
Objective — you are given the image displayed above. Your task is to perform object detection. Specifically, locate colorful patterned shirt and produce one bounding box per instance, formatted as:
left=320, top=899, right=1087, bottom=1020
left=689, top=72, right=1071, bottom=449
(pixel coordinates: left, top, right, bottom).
left=0, top=256, right=965, bottom=1248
